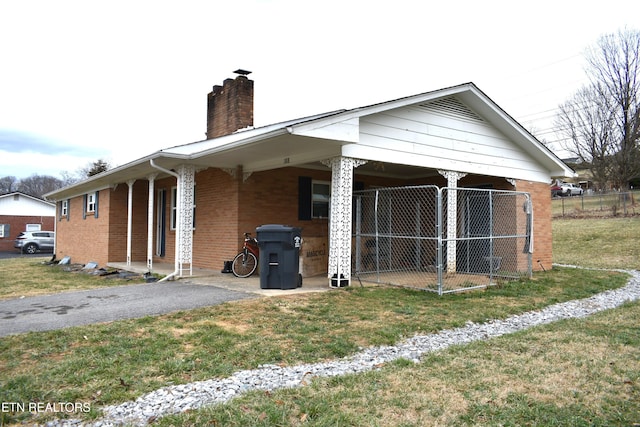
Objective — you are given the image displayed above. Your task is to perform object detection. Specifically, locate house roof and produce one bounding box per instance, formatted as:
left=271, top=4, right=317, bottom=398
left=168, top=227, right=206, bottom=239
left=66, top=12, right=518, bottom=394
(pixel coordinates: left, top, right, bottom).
left=45, top=82, right=575, bottom=201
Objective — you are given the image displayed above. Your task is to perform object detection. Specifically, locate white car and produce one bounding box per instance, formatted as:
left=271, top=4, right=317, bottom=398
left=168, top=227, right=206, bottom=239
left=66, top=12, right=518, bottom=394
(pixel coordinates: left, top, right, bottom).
left=560, top=183, right=583, bottom=196
left=14, top=231, right=55, bottom=254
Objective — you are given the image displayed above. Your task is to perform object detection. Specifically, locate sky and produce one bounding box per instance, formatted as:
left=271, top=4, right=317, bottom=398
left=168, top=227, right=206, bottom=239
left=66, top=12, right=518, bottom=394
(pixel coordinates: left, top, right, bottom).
left=1, top=0, right=639, bottom=180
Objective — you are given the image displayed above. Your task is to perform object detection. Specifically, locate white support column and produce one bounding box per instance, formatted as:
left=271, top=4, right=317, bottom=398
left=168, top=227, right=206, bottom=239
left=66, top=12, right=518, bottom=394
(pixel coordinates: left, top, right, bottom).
left=438, top=170, right=467, bottom=273
left=323, top=156, right=367, bottom=287
left=146, top=173, right=157, bottom=272
left=176, top=165, right=195, bottom=277
left=126, top=179, right=136, bottom=266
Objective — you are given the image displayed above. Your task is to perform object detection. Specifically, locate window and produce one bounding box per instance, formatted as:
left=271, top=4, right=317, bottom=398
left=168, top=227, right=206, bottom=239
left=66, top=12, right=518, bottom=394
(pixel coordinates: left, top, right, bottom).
left=61, top=200, right=68, bottom=217
left=312, top=181, right=330, bottom=218
left=83, top=192, right=99, bottom=219
left=86, top=192, right=96, bottom=213
left=170, top=186, right=196, bottom=230
left=26, top=224, right=41, bottom=231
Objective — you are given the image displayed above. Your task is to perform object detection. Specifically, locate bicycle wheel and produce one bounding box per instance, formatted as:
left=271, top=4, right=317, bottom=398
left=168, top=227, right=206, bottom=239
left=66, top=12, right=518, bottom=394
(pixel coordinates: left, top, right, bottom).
left=231, top=251, right=258, bottom=278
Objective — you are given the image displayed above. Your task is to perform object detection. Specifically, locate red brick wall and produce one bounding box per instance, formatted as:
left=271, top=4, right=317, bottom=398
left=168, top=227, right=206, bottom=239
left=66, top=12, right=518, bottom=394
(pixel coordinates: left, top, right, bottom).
left=191, top=168, right=239, bottom=269
left=148, top=169, right=239, bottom=270
left=55, top=189, right=111, bottom=265
left=107, top=181, right=150, bottom=263
left=0, top=215, right=55, bottom=251
left=515, top=180, right=553, bottom=271
left=51, top=169, right=555, bottom=275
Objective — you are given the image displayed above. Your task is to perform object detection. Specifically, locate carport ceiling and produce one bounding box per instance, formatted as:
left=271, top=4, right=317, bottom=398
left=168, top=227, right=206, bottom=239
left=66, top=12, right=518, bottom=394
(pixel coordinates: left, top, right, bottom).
left=299, top=160, right=441, bottom=180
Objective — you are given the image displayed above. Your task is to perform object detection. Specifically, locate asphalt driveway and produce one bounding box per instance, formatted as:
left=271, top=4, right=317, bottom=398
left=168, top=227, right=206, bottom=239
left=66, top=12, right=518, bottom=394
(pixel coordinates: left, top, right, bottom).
left=0, top=281, right=256, bottom=337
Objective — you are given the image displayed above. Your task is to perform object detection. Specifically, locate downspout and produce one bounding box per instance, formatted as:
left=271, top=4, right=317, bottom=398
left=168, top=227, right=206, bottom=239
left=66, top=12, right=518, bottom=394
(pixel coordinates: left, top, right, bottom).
left=150, top=159, right=180, bottom=282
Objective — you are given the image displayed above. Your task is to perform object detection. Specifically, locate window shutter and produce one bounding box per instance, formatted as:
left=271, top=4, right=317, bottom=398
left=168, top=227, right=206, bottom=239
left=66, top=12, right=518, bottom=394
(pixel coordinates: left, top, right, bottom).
left=94, top=191, right=99, bottom=218
left=298, top=176, right=312, bottom=220
left=67, top=199, right=70, bottom=221
left=83, top=194, right=87, bottom=219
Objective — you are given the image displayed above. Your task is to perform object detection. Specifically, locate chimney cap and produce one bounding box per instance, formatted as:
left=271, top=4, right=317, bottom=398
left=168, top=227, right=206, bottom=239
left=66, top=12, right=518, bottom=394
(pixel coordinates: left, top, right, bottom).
left=233, top=69, right=252, bottom=76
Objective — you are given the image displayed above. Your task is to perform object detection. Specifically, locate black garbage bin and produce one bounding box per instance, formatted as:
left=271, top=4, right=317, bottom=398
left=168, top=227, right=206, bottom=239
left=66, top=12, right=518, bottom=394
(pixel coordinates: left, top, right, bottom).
left=256, top=224, right=302, bottom=289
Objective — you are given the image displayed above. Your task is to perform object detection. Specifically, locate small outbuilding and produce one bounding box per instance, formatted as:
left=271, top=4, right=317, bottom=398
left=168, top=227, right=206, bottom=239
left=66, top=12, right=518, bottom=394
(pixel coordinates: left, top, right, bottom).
left=0, top=192, right=55, bottom=251
left=45, top=72, right=574, bottom=288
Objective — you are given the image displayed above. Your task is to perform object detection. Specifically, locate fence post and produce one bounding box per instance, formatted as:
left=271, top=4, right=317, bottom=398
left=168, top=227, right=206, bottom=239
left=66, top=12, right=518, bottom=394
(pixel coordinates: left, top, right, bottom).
left=354, top=195, right=362, bottom=274
left=374, top=189, right=380, bottom=282
left=436, top=187, right=444, bottom=295
left=488, top=190, right=494, bottom=283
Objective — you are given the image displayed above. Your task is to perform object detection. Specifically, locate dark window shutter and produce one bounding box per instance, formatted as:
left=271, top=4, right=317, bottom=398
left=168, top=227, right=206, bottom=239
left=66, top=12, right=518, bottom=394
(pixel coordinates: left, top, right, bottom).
left=94, top=191, right=99, bottom=218
left=298, top=176, right=312, bottom=220
left=67, top=199, right=70, bottom=221
left=83, top=194, right=87, bottom=219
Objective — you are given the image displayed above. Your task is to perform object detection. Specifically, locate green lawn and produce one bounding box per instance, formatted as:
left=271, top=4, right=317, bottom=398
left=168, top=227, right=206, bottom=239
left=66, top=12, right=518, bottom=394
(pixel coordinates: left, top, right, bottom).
left=552, top=216, right=640, bottom=270
left=0, top=256, right=146, bottom=300
left=0, top=217, right=638, bottom=426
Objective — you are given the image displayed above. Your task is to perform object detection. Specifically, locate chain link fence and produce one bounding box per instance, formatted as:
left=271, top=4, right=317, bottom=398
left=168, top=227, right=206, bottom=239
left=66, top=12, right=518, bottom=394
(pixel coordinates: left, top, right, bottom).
left=353, top=186, right=532, bottom=294
left=552, top=191, right=638, bottom=217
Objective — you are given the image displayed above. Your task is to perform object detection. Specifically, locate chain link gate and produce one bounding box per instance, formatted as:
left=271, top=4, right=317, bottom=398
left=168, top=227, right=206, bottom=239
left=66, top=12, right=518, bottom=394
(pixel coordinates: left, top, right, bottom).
left=353, top=185, right=532, bottom=294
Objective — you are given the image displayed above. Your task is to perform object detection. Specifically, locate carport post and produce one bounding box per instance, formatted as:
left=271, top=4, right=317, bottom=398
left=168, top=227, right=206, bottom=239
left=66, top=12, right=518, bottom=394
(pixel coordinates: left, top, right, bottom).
left=176, top=165, right=195, bottom=277
left=126, top=179, right=136, bottom=266
left=147, top=174, right=157, bottom=271
left=438, top=170, right=467, bottom=273
left=324, top=156, right=366, bottom=287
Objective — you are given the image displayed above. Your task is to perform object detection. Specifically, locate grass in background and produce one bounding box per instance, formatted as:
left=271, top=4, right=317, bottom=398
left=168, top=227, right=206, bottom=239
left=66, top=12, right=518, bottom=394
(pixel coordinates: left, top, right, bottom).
left=0, top=256, right=144, bottom=300
left=552, top=217, right=640, bottom=270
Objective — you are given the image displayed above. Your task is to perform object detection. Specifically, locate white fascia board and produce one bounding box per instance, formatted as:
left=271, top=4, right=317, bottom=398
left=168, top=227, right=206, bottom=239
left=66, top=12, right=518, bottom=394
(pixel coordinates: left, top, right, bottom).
left=44, top=182, right=119, bottom=202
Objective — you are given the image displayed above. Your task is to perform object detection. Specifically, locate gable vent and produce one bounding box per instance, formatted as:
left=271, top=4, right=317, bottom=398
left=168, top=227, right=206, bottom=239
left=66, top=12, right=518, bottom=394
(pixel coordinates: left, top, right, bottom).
left=417, top=97, right=484, bottom=123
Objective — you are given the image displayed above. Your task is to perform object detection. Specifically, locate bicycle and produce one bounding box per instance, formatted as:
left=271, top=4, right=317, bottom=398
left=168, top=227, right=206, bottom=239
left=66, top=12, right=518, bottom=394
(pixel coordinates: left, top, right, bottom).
left=232, top=232, right=259, bottom=277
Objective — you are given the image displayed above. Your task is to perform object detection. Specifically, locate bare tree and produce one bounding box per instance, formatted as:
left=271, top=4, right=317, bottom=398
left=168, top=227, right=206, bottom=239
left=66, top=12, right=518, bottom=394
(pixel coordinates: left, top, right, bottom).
left=556, top=85, right=618, bottom=190
left=556, top=28, right=640, bottom=190
left=60, top=170, right=79, bottom=187
left=16, top=174, right=64, bottom=198
left=0, top=176, right=19, bottom=195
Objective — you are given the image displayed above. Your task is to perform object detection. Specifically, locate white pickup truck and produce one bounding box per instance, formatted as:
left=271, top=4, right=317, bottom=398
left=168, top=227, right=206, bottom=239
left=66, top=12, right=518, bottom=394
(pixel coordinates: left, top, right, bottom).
left=560, top=183, right=583, bottom=196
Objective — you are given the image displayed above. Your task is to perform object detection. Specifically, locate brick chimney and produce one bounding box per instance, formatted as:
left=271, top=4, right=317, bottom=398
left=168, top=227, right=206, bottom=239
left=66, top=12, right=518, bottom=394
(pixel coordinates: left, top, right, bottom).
left=206, top=69, right=254, bottom=139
